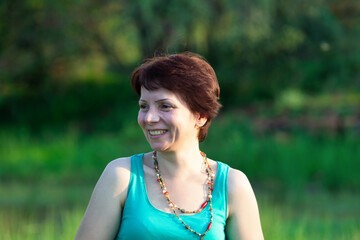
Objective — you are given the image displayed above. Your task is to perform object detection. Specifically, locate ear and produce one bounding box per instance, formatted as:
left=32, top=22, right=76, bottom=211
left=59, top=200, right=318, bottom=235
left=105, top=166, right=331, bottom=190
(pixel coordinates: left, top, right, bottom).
left=194, top=113, right=208, bottom=128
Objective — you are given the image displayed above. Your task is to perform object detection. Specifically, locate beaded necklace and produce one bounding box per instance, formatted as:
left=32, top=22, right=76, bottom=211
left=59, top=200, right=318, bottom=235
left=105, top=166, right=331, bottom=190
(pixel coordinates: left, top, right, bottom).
left=152, top=151, right=215, bottom=239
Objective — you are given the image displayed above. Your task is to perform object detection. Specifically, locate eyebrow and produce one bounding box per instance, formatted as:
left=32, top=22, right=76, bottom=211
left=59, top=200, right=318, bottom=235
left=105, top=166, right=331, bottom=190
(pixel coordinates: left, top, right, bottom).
left=139, top=98, right=171, bottom=103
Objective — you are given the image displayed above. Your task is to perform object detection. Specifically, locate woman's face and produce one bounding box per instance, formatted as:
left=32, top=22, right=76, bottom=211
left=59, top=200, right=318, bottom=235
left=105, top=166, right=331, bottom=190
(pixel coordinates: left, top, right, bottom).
left=137, top=87, right=200, bottom=152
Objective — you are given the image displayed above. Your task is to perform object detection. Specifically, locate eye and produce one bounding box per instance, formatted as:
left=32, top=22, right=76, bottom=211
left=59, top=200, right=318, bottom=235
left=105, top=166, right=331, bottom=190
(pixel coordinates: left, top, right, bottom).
left=161, top=104, right=174, bottom=111
left=139, top=103, right=149, bottom=111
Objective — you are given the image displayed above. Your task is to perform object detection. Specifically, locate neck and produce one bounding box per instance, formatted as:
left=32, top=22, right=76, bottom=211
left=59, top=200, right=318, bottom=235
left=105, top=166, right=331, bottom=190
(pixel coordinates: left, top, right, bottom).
left=155, top=143, right=204, bottom=179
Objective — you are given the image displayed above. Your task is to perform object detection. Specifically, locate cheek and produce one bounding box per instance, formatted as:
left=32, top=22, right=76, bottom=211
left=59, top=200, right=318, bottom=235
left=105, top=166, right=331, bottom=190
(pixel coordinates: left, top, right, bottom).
left=137, top=111, right=144, bottom=127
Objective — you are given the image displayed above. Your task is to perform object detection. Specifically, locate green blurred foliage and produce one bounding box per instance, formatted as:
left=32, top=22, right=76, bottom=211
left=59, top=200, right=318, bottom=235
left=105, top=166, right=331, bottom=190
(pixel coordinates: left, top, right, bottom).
left=1, top=112, right=359, bottom=192
left=1, top=0, right=360, bottom=128
left=0, top=0, right=360, bottom=194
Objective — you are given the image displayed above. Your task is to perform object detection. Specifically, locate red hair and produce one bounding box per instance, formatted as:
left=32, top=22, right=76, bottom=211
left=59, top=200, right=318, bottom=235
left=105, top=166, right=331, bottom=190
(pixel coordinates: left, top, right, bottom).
left=131, top=52, right=222, bottom=142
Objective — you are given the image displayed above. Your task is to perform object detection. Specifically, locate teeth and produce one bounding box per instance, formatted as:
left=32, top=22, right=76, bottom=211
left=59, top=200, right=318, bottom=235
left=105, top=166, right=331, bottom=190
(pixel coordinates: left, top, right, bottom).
left=149, top=130, right=167, bottom=136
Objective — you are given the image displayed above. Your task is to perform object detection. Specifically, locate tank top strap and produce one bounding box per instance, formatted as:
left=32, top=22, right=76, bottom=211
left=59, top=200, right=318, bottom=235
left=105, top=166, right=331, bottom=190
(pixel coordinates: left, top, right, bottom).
left=126, top=153, right=147, bottom=206
left=130, top=153, right=145, bottom=178
left=212, top=161, right=230, bottom=220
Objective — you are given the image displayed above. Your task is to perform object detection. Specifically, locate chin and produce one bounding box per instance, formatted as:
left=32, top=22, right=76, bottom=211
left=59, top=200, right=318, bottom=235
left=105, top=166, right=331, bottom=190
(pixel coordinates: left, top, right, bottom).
left=149, top=143, right=172, bottom=152
left=150, top=146, right=168, bottom=152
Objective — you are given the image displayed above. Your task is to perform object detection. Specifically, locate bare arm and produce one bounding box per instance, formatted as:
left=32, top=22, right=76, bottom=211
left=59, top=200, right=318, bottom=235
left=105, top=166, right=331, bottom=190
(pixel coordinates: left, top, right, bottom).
left=225, top=168, right=264, bottom=240
left=75, top=158, right=131, bottom=240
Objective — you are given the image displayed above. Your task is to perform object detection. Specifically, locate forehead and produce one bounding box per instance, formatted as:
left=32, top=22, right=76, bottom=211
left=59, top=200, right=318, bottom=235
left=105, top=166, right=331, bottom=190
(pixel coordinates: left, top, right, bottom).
left=139, top=87, right=182, bottom=102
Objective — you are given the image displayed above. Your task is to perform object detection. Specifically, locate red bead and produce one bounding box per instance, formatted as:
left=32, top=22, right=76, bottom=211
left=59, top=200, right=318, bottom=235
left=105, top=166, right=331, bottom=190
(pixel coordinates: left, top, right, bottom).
left=201, top=201, right=208, bottom=209
left=207, top=222, right=212, bottom=231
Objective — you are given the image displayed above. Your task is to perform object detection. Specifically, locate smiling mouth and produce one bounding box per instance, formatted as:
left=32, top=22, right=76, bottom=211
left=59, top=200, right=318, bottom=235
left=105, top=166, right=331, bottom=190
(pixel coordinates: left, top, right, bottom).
left=148, top=130, right=168, bottom=136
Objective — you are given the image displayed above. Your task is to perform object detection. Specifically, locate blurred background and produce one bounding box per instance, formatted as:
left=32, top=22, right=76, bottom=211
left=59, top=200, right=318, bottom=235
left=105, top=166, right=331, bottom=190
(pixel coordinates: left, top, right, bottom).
left=1, top=0, right=360, bottom=239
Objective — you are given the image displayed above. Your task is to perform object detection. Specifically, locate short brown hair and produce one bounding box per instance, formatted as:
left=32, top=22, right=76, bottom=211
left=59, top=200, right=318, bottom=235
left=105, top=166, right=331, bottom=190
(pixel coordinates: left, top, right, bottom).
left=130, top=52, right=222, bottom=142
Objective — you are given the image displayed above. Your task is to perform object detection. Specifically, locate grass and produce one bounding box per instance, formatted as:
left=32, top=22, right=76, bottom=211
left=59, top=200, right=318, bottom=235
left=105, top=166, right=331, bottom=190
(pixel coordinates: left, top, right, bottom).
left=0, top=206, right=84, bottom=240
left=203, top=114, right=360, bottom=192
left=260, top=192, right=360, bottom=239
left=1, top=112, right=359, bottom=191
left=0, top=184, right=359, bottom=239
left=0, top=121, right=148, bottom=184
left=0, top=183, right=92, bottom=240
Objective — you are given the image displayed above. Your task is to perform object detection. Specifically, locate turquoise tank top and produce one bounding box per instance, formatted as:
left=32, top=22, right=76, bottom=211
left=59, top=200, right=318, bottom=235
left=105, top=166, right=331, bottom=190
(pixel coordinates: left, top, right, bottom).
left=116, top=153, right=229, bottom=240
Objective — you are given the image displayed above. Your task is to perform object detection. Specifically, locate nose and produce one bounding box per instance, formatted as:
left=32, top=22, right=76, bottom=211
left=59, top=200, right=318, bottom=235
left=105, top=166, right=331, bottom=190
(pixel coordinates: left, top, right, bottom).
left=144, top=108, right=160, bottom=124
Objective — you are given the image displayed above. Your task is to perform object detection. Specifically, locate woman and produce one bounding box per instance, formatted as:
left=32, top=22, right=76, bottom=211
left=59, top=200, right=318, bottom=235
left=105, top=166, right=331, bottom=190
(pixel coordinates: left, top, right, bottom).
left=75, top=52, right=264, bottom=240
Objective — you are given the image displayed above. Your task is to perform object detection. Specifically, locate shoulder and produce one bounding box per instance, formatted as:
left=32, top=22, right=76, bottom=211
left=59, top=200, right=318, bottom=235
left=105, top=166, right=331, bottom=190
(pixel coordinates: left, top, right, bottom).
left=102, top=156, right=132, bottom=182
left=227, top=167, right=252, bottom=196
left=102, top=156, right=132, bottom=185
left=75, top=156, right=133, bottom=240
left=105, top=156, right=132, bottom=176
left=226, top=167, right=258, bottom=214
left=95, top=156, right=132, bottom=205
left=225, top=167, right=264, bottom=239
